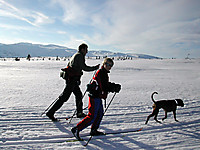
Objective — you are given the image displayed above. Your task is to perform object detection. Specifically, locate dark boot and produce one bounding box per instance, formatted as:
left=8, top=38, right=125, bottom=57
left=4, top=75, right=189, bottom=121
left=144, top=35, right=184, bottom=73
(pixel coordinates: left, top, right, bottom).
left=90, top=129, right=105, bottom=136
left=46, top=112, right=58, bottom=122
left=71, top=127, right=82, bottom=141
left=46, top=98, right=65, bottom=121
left=77, top=112, right=87, bottom=118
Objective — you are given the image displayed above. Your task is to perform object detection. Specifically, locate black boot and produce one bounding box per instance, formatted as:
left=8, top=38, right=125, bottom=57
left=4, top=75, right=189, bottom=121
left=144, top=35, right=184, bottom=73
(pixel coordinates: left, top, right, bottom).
left=90, top=129, right=105, bottom=136
left=77, top=112, right=87, bottom=118
left=46, top=112, right=58, bottom=122
left=71, top=127, right=82, bottom=141
left=46, top=98, right=65, bottom=121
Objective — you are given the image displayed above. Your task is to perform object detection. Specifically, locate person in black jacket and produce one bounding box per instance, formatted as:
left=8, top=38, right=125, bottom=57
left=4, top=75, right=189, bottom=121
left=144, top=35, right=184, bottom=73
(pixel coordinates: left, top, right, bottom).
left=71, top=58, right=121, bottom=140
left=46, top=44, right=99, bottom=121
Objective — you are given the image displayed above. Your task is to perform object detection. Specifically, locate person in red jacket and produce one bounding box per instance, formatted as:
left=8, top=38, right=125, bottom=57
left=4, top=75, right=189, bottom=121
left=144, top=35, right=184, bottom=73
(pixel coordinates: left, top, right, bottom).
left=71, top=57, right=121, bottom=140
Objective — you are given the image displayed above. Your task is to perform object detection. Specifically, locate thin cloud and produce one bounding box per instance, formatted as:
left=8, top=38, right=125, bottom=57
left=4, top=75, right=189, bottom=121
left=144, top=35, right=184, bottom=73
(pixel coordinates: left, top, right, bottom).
left=0, top=0, right=54, bottom=26
left=83, top=0, right=200, bottom=57
left=53, top=0, right=90, bottom=25
left=0, top=0, right=199, bottom=58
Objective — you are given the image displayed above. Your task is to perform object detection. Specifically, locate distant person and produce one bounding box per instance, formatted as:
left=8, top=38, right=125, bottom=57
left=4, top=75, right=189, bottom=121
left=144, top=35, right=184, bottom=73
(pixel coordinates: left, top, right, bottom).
left=27, top=54, right=31, bottom=61
left=71, top=58, right=121, bottom=140
left=15, top=57, right=20, bottom=61
left=46, top=43, right=100, bottom=121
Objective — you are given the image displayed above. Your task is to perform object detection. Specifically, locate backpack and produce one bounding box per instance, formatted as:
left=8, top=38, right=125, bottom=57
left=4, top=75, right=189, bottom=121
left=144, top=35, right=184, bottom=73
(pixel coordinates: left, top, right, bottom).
left=60, top=66, right=82, bottom=80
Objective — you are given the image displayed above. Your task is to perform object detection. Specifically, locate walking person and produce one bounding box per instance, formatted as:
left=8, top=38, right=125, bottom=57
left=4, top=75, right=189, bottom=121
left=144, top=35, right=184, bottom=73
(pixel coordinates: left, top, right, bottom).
left=46, top=43, right=100, bottom=121
left=71, top=58, right=121, bottom=140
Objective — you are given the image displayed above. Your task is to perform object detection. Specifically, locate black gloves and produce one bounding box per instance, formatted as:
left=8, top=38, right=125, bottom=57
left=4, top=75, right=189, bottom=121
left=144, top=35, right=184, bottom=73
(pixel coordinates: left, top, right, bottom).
left=114, top=84, right=121, bottom=93
left=108, top=83, right=121, bottom=93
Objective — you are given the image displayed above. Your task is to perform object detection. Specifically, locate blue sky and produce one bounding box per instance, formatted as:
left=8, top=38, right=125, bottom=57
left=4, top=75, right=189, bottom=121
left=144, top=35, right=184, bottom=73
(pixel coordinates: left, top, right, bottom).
left=0, top=0, right=200, bottom=58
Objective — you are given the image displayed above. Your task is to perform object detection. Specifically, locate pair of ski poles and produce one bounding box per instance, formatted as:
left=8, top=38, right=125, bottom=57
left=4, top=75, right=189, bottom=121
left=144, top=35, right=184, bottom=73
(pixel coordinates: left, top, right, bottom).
left=40, top=70, right=97, bottom=119
left=84, top=92, right=117, bottom=146
left=41, top=69, right=118, bottom=146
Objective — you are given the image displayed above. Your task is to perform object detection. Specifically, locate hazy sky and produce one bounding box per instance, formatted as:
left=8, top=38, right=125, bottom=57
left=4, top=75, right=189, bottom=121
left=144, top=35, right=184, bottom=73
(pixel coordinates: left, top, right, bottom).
left=0, top=0, right=200, bottom=58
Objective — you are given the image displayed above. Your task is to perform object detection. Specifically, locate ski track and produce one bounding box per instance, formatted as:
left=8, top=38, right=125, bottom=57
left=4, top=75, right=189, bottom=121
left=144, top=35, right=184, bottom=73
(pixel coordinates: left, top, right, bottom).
left=0, top=58, right=200, bottom=149
left=1, top=102, right=200, bottom=149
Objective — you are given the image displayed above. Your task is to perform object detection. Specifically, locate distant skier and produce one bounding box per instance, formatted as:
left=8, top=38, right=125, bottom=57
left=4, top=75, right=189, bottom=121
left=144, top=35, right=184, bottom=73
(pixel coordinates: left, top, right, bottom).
left=27, top=54, right=31, bottom=61
left=71, top=57, right=121, bottom=140
left=46, top=43, right=100, bottom=121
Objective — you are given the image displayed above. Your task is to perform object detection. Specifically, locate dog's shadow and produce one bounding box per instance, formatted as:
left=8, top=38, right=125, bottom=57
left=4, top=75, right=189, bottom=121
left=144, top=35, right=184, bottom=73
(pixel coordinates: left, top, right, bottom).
left=164, top=119, right=200, bottom=139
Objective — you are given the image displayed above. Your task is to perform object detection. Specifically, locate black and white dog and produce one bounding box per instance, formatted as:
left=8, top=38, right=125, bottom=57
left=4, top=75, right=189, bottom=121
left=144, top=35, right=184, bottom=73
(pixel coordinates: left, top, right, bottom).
left=145, top=92, right=184, bottom=124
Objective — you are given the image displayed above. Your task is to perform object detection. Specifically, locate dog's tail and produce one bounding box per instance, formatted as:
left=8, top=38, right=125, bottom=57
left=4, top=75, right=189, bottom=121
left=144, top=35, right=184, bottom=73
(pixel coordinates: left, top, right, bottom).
left=151, top=92, right=158, bottom=103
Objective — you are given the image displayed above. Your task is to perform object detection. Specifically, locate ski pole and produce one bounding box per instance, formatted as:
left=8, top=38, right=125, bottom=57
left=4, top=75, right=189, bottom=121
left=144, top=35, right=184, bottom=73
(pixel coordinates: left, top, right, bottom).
left=40, top=97, right=59, bottom=116
left=68, top=70, right=97, bottom=124
left=68, top=90, right=87, bottom=124
left=84, top=92, right=117, bottom=147
left=103, top=92, right=116, bottom=114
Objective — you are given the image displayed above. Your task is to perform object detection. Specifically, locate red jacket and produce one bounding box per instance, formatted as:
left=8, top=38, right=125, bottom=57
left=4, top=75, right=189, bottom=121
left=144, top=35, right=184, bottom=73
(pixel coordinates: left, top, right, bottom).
left=91, top=66, right=111, bottom=99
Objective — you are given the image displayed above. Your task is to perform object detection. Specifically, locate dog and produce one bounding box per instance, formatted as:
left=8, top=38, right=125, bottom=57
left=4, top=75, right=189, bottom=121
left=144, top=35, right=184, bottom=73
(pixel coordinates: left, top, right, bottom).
left=145, top=92, right=184, bottom=124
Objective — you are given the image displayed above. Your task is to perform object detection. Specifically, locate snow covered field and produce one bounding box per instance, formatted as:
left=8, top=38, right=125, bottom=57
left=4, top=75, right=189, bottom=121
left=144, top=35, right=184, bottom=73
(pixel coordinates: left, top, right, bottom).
left=0, top=58, right=200, bottom=149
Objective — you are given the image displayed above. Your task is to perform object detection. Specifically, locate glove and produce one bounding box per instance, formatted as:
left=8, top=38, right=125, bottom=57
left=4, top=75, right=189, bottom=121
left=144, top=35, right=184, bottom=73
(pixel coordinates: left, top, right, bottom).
left=108, top=83, right=121, bottom=93
left=108, top=82, right=116, bottom=93
left=114, top=84, right=121, bottom=93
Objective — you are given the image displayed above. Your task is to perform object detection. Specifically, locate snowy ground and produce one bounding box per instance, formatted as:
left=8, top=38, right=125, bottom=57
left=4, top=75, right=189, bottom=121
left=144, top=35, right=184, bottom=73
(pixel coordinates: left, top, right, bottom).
left=0, top=58, right=200, bottom=149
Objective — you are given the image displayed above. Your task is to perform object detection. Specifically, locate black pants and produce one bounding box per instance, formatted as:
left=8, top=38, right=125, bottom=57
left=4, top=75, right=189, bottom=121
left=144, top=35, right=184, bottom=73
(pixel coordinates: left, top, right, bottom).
left=47, top=79, right=83, bottom=116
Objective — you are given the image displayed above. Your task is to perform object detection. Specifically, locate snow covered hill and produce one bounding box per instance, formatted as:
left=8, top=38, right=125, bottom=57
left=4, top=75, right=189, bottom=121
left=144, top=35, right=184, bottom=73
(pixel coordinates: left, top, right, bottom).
left=0, top=58, right=199, bottom=149
left=0, top=43, right=160, bottom=59
left=0, top=43, right=76, bottom=57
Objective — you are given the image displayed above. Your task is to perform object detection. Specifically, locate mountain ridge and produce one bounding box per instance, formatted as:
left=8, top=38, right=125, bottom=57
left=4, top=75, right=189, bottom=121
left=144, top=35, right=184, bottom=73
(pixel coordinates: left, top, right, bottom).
left=0, top=42, right=160, bottom=59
